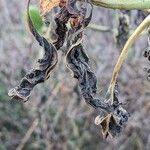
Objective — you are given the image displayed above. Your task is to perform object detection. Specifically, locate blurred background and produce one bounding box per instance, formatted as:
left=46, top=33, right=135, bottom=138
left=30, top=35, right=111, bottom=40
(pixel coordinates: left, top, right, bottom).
left=0, top=0, right=150, bottom=150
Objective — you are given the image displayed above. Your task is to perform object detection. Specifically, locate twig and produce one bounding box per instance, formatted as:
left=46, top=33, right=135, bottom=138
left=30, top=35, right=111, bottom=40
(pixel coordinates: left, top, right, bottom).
left=108, top=15, right=150, bottom=104
left=88, top=24, right=147, bottom=36
left=88, top=23, right=111, bottom=32
left=16, top=118, right=39, bottom=150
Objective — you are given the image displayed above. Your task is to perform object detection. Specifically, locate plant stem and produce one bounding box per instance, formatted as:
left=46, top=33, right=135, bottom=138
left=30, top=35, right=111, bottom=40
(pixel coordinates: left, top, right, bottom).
left=90, top=0, right=150, bottom=10
left=88, top=24, right=111, bottom=32
left=108, top=14, right=150, bottom=104
left=16, top=118, right=39, bottom=150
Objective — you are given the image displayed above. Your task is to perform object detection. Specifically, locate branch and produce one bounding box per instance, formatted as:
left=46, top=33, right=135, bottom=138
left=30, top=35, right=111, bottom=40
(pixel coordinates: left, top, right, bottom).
left=88, top=23, right=111, bottom=32
left=108, top=14, right=150, bottom=104
left=16, top=118, right=39, bottom=150
left=90, top=0, right=150, bottom=10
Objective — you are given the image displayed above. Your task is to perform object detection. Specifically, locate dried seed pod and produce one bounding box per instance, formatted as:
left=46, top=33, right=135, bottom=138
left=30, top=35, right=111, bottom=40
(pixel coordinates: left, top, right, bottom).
left=116, top=11, right=130, bottom=47
left=147, top=74, right=150, bottom=81
left=143, top=27, right=150, bottom=81
left=143, top=48, right=150, bottom=60
left=8, top=0, right=58, bottom=102
left=144, top=68, right=150, bottom=82
left=143, top=48, right=149, bottom=58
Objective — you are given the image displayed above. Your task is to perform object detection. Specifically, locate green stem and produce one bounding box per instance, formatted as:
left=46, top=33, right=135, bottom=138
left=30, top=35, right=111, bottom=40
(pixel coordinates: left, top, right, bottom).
left=91, top=0, right=150, bottom=10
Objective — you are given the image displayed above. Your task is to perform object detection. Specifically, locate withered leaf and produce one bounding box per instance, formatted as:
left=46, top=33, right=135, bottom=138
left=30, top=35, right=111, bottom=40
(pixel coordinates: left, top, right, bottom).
left=104, top=114, right=122, bottom=138
left=53, top=0, right=79, bottom=49
left=69, top=2, right=93, bottom=29
left=8, top=0, right=58, bottom=102
left=53, top=6, right=70, bottom=49
left=95, top=114, right=122, bottom=139
left=66, top=14, right=129, bottom=138
left=8, top=0, right=130, bottom=139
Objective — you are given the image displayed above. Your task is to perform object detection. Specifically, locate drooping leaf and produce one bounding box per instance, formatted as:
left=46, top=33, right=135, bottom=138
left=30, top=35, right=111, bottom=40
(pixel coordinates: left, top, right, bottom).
left=24, top=5, right=43, bottom=32
left=8, top=0, right=58, bottom=102
left=66, top=7, right=129, bottom=138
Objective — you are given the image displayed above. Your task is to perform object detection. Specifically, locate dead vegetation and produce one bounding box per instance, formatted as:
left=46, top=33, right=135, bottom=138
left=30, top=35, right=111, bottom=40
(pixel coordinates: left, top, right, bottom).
left=0, top=0, right=150, bottom=149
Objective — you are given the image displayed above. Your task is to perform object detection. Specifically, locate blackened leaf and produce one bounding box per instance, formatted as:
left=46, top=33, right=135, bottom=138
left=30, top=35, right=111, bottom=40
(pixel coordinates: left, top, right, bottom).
left=66, top=15, right=129, bottom=138
left=8, top=0, right=58, bottom=102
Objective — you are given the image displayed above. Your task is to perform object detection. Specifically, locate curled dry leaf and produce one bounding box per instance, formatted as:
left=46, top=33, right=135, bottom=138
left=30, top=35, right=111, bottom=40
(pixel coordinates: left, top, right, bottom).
left=66, top=9, right=130, bottom=138
left=53, top=0, right=81, bottom=49
left=53, top=6, right=71, bottom=49
left=95, top=112, right=126, bottom=139
left=8, top=0, right=58, bottom=102
left=99, top=93, right=129, bottom=138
